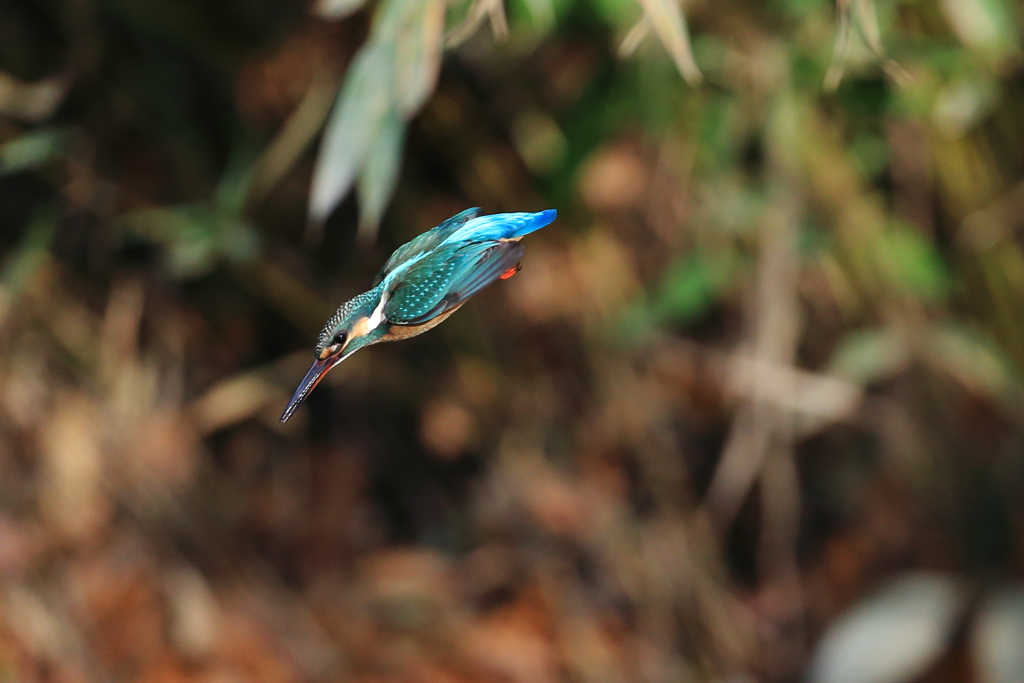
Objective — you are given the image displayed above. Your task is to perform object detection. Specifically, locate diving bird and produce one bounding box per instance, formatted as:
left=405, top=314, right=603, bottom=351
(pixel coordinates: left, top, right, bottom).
left=280, top=207, right=557, bottom=423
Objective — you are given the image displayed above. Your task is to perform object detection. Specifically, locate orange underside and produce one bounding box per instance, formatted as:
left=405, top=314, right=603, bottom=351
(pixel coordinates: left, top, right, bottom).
left=500, top=263, right=522, bottom=280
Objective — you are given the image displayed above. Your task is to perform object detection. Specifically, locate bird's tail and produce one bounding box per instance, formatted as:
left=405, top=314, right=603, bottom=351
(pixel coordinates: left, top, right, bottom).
left=454, top=209, right=557, bottom=242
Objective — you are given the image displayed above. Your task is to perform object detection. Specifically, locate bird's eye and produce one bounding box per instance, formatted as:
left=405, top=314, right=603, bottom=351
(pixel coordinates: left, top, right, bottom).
left=332, top=333, right=346, bottom=346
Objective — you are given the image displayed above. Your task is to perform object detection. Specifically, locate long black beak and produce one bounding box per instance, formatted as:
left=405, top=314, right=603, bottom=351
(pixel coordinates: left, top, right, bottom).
left=280, top=355, right=337, bottom=423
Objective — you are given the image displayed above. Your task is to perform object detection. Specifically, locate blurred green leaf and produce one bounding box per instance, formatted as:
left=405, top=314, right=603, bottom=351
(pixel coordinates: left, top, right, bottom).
left=634, top=0, right=702, bottom=84
left=653, top=251, right=738, bottom=324
left=516, top=0, right=557, bottom=34
left=1, top=208, right=57, bottom=290
left=827, top=327, right=908, bottom=385
left=308, top=43, right=394, bottom=229
left=512, top=109, right=567, bottom=175
left=882, top=226, right=951, bottom=303
left=771, top=0, right=830, bottom=20
left=825, top=0, right=908, bottom=90
left=940, top=0, right=1022, bottom=65
left=357, top=112, right=406, bottom=241
left=0, top=129, right=66, bottom=175
left=591, top=0, right=641, bottom=28
left=126, top=207, right=216, bottom=278
left=123, top=153, right=260, bottom=280
left=309, top=0, right=446, bottom=236
left=929, top=323, right=1019, bottom=400
left=848, top=132, right=889, bottom=177
left=932, top=76, right=1000, bottom=136
left=394, top=0, right=446, bottom=115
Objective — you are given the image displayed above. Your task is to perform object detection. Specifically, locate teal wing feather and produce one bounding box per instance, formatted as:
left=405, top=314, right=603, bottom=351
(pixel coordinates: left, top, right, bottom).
left=384, top=240, right=524, bottom=325
left=372, top=207, right=481, bottom=286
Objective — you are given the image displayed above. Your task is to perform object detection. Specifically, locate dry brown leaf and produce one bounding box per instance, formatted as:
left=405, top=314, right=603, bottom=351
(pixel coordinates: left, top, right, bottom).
left=38, top=393, right=109, bottom=542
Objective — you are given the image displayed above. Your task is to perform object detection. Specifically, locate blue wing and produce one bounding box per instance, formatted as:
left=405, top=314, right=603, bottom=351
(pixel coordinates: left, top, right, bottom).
left=378, top=208, right=555, bottom=325
left=384, top=241, right=525, bottom=325
left=373, top=207, right=481, bottom=286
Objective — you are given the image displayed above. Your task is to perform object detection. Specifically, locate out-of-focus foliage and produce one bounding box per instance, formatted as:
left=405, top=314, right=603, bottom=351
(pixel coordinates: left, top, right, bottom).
left=1, top=0, right=1024, bottom=682
left=305, top=0, right=702, bottom=241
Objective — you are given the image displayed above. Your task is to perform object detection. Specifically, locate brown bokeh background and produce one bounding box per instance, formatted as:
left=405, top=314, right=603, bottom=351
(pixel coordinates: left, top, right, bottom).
left=1, top=0, right=1024, bottom=681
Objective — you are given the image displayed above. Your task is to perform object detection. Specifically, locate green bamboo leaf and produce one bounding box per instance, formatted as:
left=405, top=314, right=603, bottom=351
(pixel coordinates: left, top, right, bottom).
left=853, top=0, right=910, bottom=85
left=307, top=42, right=394, bottom=229
left=309, top=0, right=448, bottom=237
left=357, top=112, right=405, bottom=242
left=393, top=0, right=446, bottom=115
left=826, top=0, right=908, bottom=91
left=634, top=0, right=702, bottom=84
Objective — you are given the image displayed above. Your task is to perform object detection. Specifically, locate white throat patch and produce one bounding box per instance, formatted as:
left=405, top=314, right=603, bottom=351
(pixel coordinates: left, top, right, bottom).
left=350, top=291, right=389, bottom=340
left=368, top=291, right=388, bottom=329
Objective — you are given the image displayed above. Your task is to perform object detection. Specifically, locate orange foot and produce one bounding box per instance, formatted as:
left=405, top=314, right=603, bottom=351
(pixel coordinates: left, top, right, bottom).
left=500, top=263, right=522, bottom=280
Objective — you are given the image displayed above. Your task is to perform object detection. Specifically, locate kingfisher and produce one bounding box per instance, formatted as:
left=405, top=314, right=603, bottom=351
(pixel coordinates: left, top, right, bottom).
left=280, top=207, right=557, bottom=422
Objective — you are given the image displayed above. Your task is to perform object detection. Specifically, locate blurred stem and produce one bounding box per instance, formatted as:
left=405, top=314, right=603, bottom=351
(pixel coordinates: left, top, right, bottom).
left=230, top=258, right=335, bottom=337
left=704, top=83, right=803, bottom=533
left=702, top=80, right=807, bottom=675
left=248, top=69, right=342, bottom=207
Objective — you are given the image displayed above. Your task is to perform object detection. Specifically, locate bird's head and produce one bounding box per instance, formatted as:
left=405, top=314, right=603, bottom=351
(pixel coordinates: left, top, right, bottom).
left=280, top=287, right=388, bottom=423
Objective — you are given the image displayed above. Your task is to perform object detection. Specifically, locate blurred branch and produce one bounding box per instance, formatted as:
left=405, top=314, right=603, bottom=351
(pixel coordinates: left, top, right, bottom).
left=0, top=72, right=70, bottom=123
left=654, top=340, right=863, bottom=435
left=703, top=84, right=803, bottom=542
left=618, top=17, right=651, bottom=59
left=230, top=258, right=335, bottom=336
left=824, top=0, right=852, bottom=92
left=703, top=87, right=810, bottom=677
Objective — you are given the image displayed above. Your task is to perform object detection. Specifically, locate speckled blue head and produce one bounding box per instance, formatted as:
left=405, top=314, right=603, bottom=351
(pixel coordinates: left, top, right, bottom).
left=279, top=283, right=388, bottom=424
left=280, top=207, right=557, bottom=423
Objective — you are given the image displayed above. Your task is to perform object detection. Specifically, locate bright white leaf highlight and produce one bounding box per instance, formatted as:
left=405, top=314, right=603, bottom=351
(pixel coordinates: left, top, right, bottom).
left=807, top=573, right=966, bottom=683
